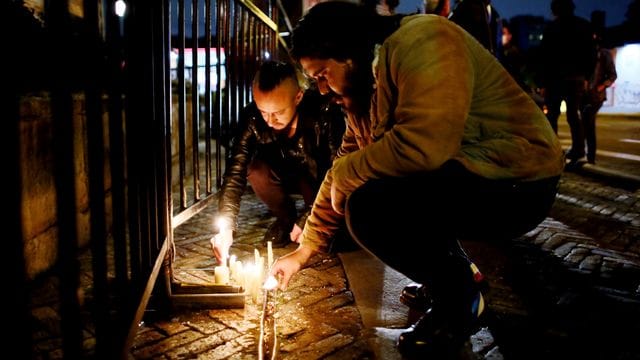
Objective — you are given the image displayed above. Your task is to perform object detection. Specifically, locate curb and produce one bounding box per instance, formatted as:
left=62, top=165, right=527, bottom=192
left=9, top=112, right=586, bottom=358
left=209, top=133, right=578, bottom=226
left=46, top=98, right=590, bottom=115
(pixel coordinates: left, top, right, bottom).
left=578, top=163, right=640, bottom=187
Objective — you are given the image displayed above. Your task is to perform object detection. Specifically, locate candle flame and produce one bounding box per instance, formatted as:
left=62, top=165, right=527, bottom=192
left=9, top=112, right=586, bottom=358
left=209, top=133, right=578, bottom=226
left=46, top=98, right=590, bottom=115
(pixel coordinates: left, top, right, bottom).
left=263, top=275, right=278, bottom=290
left=216, top=217, right=231, bottom=232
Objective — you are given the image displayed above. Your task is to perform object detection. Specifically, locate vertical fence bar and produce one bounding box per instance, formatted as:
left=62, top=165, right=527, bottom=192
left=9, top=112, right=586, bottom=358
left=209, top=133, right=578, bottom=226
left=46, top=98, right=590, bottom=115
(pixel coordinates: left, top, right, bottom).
left=106, top=0, right=130, bottom=299
left=214, top=0, right=227, bottom=187
left=204, top=0, right=213, bottom=194
left=8, top=28, right=31, bottom=359
left=177, top=0, right=187, bottom=210
left=48, top=1, right=83, bottom=357
left=191, top=0, right=201, bottom=201
left=83, top=0, right=112, bottom=357
left=121, top=0, right=173, bottom=354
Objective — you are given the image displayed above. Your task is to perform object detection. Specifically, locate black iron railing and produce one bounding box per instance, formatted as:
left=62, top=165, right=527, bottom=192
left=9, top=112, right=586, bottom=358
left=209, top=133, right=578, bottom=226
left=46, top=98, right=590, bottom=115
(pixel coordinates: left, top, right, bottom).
left=10, top=0, right=288, bottom=358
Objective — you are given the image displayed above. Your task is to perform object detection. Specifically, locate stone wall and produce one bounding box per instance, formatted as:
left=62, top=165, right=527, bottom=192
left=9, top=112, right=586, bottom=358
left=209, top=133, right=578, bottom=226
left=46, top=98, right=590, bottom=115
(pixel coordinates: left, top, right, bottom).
left=19, top=93, right=112, bottom=279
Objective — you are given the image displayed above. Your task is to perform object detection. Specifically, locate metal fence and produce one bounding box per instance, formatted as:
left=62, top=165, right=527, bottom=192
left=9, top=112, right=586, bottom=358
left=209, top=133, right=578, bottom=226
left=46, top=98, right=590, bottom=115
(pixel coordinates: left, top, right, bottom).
left=9, top=0, right=286, bottom=358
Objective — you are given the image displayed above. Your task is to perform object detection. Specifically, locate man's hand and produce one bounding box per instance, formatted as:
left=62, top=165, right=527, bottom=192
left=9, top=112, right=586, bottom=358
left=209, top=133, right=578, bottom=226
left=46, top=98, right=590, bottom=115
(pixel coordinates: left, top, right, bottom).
left=290, top=224, right=303, bottom=243
left=270, top=245, right=314, bottom=290
left=211, top=230, right=233, bottom=265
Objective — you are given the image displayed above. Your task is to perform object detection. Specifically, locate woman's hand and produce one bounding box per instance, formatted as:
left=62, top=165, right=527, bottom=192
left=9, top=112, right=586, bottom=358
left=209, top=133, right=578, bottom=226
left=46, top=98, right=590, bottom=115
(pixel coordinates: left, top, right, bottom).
left=270, top=245, right=314, bottom=290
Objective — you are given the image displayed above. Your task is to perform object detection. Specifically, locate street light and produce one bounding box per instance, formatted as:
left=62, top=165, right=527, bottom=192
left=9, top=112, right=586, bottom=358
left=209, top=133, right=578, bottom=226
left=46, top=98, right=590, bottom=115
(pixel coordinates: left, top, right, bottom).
left=115, top=0, right=126, bottom=17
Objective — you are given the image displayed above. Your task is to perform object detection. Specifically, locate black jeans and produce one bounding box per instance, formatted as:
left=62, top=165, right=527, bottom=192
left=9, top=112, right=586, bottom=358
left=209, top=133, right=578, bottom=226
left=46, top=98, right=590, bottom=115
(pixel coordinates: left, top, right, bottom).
left=247, top=157, right=317, bottom=227
left=582, top=98, right=604, bottom=163
left=344, top=160, right=560, bottom=287
left=545, top=78, right=587, bottom=159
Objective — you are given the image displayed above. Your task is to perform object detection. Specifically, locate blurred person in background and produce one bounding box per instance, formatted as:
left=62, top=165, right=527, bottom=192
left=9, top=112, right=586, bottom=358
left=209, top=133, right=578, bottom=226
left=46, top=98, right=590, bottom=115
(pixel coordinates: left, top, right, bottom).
left=424, top=0, right=449, bottom=15
left=538, top=0, right=596, bottom=164
left=449, top=0, right=501, bottom=55
left=500, top=19, right=546, bottom=109
left=581, top=33, right=617, bottom=164
left=363, top=0, right=400, bottom=15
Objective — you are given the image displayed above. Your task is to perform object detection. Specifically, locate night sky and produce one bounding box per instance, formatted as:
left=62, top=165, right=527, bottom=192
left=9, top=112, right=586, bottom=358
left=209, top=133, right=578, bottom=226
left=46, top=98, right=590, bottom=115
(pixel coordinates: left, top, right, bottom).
left=396, top=0, right=632, bottom=26
left=491, top=0, right=631, bottom=26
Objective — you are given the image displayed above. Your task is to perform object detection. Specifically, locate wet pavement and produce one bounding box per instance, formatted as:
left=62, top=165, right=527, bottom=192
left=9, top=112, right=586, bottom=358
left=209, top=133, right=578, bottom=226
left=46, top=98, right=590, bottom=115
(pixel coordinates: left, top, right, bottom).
left=127, top=161, right=640, bottom=359
left=29, top=116, right=640, bottom=359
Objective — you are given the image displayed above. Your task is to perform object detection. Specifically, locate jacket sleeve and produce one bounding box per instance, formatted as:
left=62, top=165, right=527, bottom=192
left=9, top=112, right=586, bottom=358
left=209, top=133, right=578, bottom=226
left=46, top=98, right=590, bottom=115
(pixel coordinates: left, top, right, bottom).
left=299, top=168, right=344, bottom=253
left=331, top=18, right=471, bottom=200
left=336, top=112, right=367, bottom=158
left=299, top=112, right=363, bottom=252
left=217, top=107, right=257, bottom=230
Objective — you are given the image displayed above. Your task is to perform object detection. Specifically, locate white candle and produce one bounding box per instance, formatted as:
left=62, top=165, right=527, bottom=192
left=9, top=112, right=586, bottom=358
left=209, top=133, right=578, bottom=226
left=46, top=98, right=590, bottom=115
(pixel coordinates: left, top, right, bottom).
left=233, top=260, right=244, bottom=286
left=267, top=241, right=273, bottom=267
left=243, top=263, right=260, bottom=303
left=242, top=263, right=253, bottom=291
left=228, top=254, right=237, bottom=278
left=214, top=265, right=230, bottom=285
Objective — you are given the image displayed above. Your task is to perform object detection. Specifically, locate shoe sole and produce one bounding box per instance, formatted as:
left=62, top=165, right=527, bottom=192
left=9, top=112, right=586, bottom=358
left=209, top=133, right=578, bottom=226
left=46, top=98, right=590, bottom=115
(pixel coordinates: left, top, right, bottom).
left=399, top=293, right=431, bottom=310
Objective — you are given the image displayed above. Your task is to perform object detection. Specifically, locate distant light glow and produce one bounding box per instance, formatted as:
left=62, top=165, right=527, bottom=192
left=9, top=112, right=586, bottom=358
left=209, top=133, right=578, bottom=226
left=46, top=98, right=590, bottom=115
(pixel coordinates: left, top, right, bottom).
left=264, top=51, right=271, bottom=60
left=115, top=0, right=126, bottom=17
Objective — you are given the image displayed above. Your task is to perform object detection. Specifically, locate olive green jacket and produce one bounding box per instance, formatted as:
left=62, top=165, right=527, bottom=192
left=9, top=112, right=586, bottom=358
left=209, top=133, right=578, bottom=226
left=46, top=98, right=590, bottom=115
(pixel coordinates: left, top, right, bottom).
left=300, top=14, right=564, bottom=253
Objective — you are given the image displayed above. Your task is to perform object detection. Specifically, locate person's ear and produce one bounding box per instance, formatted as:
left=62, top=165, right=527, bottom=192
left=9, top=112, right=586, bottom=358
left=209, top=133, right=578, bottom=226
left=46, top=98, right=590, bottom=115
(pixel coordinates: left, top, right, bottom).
left=295, top=89, right=304, bottom=106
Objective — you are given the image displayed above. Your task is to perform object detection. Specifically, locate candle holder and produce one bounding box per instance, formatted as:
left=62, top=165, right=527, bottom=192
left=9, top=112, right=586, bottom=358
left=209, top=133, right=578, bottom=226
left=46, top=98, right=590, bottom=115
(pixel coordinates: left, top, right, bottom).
left=170, top=281, right=246, bottom=308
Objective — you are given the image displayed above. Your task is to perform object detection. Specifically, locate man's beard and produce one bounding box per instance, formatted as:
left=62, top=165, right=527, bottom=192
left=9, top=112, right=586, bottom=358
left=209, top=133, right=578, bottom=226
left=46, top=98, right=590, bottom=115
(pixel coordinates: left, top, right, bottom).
left=341, top=66, right=375, bottom=117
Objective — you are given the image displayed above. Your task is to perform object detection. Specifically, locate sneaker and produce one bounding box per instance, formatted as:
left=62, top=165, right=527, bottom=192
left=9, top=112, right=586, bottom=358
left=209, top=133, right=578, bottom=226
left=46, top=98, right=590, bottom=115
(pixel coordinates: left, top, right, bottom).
left=263, top=220, right=291, bottom=248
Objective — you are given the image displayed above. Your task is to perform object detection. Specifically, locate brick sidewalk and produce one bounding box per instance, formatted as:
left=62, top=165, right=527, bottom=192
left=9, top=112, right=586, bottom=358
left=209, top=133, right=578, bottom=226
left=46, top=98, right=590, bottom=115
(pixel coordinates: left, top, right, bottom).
left=130, top=175, right=640, bottom=359
left=28, top=173, right=640, bottom=359
left=130, top=194, right=373, bottom=359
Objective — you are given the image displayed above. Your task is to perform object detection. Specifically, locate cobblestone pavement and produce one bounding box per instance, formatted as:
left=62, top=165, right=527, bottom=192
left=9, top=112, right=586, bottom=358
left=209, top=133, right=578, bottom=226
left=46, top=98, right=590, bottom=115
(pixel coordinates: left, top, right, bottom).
left=469, top=170, right=640, bottom=359
left=130, top=195, right=374, bottom=359
left=29, top=162, right=640, bottom=359
left=126, top=165, right=640, bottom=359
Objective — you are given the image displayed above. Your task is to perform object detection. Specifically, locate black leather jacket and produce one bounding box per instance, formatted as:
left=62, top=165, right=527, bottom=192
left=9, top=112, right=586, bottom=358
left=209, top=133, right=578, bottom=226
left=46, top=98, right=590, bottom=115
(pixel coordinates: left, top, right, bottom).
left=217, top=90, right=345, bottom=230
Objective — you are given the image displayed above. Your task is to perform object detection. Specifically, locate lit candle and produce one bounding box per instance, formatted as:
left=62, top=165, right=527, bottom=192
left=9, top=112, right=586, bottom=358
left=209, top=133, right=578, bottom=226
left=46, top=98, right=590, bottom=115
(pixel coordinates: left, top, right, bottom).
left=234, top=260, right=244, bottom=287
left=244, top=263, right=260, bottom=303
left=228, top=254, right=237, bottom=278
left=267, top=240, right=274, bottom=268
left=214, top=265, right=230, bottom=285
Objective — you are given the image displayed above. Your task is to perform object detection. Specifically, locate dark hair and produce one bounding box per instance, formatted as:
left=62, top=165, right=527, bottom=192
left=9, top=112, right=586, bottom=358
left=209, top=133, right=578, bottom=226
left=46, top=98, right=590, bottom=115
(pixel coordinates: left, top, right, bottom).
left=291, top=1, right=402, bottom=62
left=254, top=60, right=297, bottom=92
